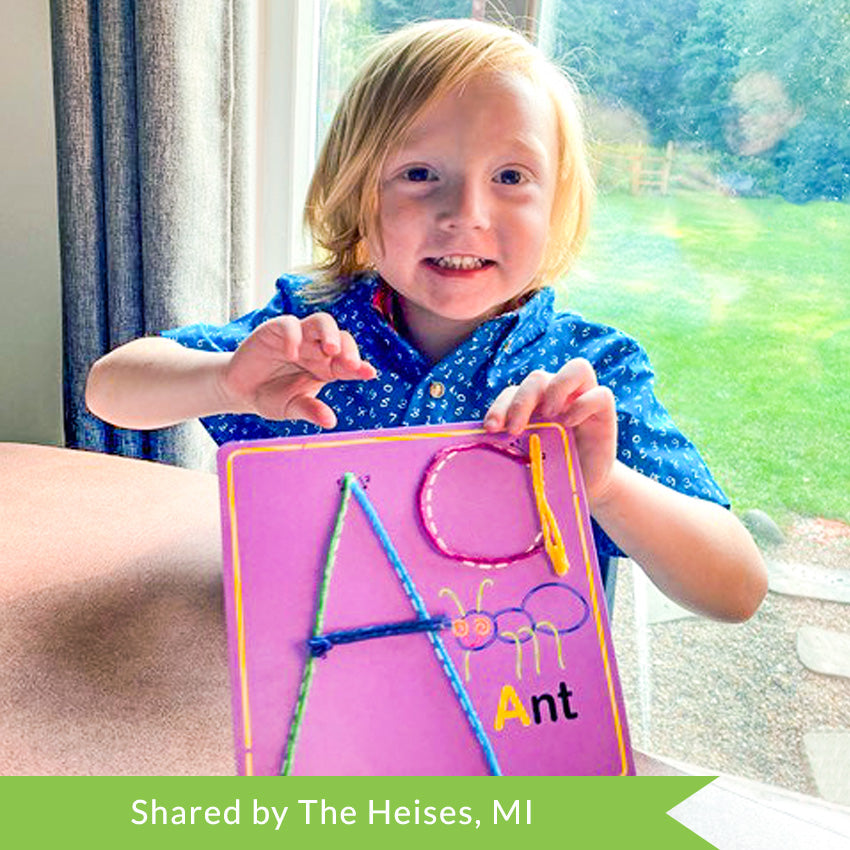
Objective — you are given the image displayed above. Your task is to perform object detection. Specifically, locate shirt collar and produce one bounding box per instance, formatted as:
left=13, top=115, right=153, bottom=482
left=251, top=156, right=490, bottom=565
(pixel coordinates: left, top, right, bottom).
left=370, top=277, right=398, bottom=328
left=490, top=286, right=555, bottom=358
left=341, top=271, right=554, bottom=375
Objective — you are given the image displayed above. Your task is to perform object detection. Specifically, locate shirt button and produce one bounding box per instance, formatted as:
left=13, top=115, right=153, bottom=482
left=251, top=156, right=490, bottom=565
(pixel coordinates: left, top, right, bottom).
left=429, top=381, right=445, bottom=399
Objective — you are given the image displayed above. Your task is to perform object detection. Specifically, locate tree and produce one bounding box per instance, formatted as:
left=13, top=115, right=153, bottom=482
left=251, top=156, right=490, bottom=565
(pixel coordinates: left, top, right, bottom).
left=551, top=0, right=699, bottom=143
left=775, top=119, right=850, bottom=203
left=729, top=0, right=850, bottom=200
left=676, top=0, right=738, bottom=150
left=368, top=0, right=471, bottom=32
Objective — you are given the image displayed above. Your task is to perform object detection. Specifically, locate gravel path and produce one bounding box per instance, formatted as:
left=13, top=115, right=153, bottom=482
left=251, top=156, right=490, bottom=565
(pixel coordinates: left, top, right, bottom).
left=610, top=519, right=850, bottom=804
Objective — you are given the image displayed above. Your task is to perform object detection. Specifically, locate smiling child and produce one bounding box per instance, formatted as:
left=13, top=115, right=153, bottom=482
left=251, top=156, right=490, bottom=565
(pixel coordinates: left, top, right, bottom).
left=86, top=19, right=766, bottom=622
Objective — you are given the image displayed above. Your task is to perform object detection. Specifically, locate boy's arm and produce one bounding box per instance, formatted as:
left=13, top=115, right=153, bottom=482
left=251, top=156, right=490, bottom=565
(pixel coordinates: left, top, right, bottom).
left=85, top=314, right=377, bottom=430
left=484, top=358, right=767, bottom=622
left=587, top=461, right=766, bottom=623
left=86, top=337, right=238, bottom=429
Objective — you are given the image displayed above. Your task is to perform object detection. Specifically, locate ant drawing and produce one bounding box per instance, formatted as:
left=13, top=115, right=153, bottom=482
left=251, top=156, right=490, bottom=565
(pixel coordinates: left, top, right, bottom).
left=438, top=578, right=590, bottom=682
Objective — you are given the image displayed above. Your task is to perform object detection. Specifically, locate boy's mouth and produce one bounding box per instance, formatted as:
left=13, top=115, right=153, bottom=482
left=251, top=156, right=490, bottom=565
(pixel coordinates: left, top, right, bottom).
left=426, top=255, right=495, bottom=271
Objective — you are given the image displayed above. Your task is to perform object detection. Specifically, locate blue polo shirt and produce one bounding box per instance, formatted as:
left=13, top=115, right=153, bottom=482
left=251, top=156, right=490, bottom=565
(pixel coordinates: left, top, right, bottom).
left=163, top=272, right=728, bottom=560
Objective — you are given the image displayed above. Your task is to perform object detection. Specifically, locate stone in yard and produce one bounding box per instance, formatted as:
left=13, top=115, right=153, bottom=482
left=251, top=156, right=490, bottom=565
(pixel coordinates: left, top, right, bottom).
left=803, top=730, right=850, bottom=807
left=767, top=561, right=850, bottom=604
left=742, top=508, right=785, bottom=547
left=797, top=627, right=850, bottom=679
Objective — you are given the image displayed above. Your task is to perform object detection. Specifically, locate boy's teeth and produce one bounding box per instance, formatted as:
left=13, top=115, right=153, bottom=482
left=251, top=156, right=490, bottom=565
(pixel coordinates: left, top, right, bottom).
left=433, top=255, right=486, bottom=270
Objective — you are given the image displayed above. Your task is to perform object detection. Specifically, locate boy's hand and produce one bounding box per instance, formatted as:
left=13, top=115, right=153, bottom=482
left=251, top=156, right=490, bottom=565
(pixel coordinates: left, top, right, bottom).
left=483, top=358, right=617, bottom=507
left=219, top=313, right=377, bottom=429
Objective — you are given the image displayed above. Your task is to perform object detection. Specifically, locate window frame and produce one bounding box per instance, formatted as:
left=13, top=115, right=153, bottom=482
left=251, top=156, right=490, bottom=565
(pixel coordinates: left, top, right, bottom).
left=254, top=0, right=321, bottom=306
left=253, top=0, right=850, bottom=807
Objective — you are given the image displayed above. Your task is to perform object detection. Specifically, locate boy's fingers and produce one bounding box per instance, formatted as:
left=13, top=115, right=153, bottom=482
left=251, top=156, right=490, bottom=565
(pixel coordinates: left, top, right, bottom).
left=264, top=315, right=302, bottom=361
left=302, top=312, right=341, bottom=355
left=357, top=361, right=378, bottom=380
left=337, top=330, right=362, bottom=368
left=483, top=385, right=518, bottom=431
left=331, top=331, right=372, bottom=378
left=485, top=363, right=603, bottom=433
left=342, top=360, right=378, bottom=382
left=540, top=358, right=598, bottom=418
left=329, top=332, right=378, bottom=381
left=285, top=395, right=338, bottom=430
left=560, top=385, right=615, bottom=427
left=504, top=370, right=551, bottom=435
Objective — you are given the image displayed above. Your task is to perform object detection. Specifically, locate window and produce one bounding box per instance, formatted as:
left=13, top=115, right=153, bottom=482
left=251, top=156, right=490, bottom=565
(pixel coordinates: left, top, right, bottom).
left=316, top=1, right=476, bottom=147
left=542, top=0, right=850, bottom=804
left=297, top=0, right=850, bottom=802
left=257, top=1, right=475, bottom=297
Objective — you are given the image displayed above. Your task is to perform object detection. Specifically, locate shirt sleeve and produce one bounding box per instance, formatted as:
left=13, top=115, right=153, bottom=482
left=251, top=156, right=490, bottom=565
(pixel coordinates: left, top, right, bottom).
left=159, top=276, right=320, bottom=445
left=160, top=281, right=294, bottom=353
left=590, top=332, right=730, bottom=560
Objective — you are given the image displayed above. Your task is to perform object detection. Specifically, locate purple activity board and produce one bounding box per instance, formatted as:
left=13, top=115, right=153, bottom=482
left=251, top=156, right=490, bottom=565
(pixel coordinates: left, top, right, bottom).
left=217, top=421, right=634, bottom=776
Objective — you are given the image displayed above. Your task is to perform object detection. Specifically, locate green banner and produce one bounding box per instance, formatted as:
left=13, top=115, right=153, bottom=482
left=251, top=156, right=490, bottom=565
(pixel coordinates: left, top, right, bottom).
left=0, top=776, right=716, bottom=848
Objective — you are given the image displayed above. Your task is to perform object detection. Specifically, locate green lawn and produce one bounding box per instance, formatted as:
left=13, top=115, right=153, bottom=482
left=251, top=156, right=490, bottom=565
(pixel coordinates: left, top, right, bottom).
left=555, top=192, right=850, bottom=527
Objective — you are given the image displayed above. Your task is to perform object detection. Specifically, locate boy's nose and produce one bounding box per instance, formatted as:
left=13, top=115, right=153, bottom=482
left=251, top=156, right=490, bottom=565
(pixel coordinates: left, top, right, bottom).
left=437, top=178, right=490, bottom=231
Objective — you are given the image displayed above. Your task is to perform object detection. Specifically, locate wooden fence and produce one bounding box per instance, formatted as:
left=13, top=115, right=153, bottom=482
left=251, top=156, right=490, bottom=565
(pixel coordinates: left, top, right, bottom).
left=592, top=141, right=676, bottom=195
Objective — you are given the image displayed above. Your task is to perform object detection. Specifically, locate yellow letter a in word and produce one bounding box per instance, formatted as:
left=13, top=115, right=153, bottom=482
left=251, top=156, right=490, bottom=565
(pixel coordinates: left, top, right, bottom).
left=493, top=684, right=531, bottom=731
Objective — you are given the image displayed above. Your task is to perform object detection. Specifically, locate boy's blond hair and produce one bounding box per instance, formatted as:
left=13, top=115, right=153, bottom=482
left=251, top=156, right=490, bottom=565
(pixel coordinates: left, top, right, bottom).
left=303, top=18, right=593, bottom=301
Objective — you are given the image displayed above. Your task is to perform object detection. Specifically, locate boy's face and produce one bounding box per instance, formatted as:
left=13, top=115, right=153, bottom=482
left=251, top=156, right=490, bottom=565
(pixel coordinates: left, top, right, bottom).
left=368, top=72, right=559, bottom=360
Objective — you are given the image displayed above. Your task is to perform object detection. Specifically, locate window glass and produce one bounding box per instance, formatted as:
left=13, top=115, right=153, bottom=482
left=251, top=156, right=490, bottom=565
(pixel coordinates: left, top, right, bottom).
left=317, top=1, right=474, bottom=145
left=314, top=0, right=850, bottom=801
left=545, top=0, right=850, bottom=802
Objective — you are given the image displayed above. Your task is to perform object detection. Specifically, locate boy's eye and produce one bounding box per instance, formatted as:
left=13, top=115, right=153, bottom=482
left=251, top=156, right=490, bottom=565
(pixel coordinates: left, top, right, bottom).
left=495, top=169, right=524, bottom=185
left=404, top=166, right=436, bottom=182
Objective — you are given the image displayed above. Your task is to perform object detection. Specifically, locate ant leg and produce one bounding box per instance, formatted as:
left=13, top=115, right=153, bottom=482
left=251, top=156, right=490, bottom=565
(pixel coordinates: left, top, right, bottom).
left=502, top=630, right=523, bottom=680
left=537, top=621, right=565, bottom=670
left=518, top=627, right=540, bottom=675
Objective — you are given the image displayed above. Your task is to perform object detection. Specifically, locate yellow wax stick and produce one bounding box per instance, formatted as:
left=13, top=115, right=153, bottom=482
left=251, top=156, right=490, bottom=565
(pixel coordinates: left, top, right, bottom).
left=529, top=432, right=569, bottom=576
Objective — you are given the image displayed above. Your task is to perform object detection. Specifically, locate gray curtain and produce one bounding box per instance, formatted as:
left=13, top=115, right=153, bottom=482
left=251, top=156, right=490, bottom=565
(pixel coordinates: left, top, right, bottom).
left=50, top=0, right=256, bottom=468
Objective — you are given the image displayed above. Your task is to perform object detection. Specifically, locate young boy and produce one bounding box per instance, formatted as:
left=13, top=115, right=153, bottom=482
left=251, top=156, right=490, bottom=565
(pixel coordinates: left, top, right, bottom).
left=86, top=19, right=767, bottom=622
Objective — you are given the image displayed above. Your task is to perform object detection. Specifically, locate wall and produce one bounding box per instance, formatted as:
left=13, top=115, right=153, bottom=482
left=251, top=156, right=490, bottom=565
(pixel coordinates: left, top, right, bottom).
left=0, top=1, right=63, bottom=445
